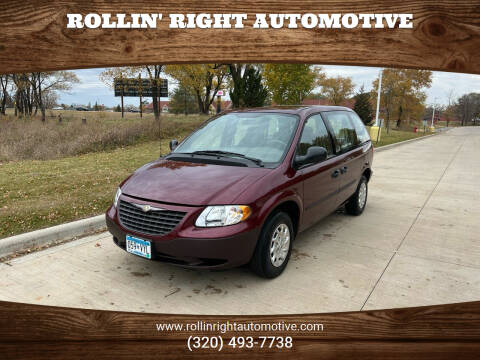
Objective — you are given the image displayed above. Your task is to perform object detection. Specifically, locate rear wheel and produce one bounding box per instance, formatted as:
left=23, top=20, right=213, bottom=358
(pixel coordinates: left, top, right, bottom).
left=345, top=175, right=368, bottom=216
left=250, top=211, right=294, bottom=278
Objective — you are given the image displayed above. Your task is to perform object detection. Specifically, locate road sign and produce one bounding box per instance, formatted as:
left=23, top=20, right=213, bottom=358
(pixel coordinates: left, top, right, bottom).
left=217, top=90, right=224, bottom=97
left=114, top=78, right=168, bottom=97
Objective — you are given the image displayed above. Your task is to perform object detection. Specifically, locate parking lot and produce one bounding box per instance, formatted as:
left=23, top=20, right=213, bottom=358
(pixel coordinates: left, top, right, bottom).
left=0, top=127, right=479, bottom=315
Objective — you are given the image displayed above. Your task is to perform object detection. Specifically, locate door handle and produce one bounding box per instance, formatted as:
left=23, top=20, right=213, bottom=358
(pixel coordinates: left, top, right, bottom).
left=332, top=169, right=340, bottom=178
left=340, top=166, right=348, bottom=174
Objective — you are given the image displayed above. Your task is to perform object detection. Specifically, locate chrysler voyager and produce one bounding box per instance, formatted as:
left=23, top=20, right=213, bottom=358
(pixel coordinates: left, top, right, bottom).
left=106, top=106, right=373, bottom=278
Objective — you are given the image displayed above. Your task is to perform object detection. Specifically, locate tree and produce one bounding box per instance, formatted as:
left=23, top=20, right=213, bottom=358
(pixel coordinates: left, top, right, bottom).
left=455, top=93, right=480, bottom=126
left=0, top=74, right=10, bottom=115
left=114, top=104, right=121, bottom=112
left=169, top=84, right=199, bottom=114
left=444, top=90, right=456, bottom=127
left=228, top=64, right=268, bottom=108
left=12, top=74, right=33, bottom=117
left=319, top=76, right=354, bottom=105
left=353, top=86, right=374, bottom=125
left=28, top=71, right=79, bottom=121
left=144, top=65, right=165, bottom=121
left=371, top=69, right=432, bottom=132
left=165, top=64, right=228, bottom=114
left=43, top=91, right=58, bottom=109
left=94, top=101, right=99, bottom=111
left=263, top=64, right=321, bottom=105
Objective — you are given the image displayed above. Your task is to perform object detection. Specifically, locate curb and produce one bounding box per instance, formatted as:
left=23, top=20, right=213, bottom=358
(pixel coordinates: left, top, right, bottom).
left=0, top=215, right=106, bottom=258
left=0, top=128, right=451, bottom=259
left=373, top=130, right=446, bottom=152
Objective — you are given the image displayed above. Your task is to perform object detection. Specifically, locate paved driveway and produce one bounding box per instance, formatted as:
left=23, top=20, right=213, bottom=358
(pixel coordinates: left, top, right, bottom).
left=1, top=127, right=479, bottom=315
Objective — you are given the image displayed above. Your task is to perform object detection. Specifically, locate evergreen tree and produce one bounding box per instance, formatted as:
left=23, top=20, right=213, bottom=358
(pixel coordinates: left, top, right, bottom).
left=229, top=66, right=268, bottom=108
left=354, top=86, right=374, bottom=125
left=169, top=84, right=199, bottom=114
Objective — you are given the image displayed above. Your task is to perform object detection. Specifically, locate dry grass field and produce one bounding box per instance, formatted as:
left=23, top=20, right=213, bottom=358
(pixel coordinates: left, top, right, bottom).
left=0, top=110, right=207, bottom=162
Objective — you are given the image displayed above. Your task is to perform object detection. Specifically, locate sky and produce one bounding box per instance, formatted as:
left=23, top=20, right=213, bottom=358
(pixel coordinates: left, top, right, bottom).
left=57, top=65, right=480, bottom=108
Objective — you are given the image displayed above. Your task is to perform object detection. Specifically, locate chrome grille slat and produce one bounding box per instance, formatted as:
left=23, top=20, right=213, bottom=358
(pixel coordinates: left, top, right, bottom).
left=118, top=200, right=186, bottom=236
left=120, top=217, right=173, bottom=232
left=119, top=210, right=182, bottom=226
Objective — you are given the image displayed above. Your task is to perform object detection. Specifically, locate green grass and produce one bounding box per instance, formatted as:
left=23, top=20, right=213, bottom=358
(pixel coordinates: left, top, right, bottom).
left=367, top=127, right=427, bottom=147
left=0, top=139, right=181, bottom=239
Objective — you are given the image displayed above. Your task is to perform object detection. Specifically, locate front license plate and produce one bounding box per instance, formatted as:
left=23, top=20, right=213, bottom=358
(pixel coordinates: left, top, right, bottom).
left=126, top=235, right=151, bottom=259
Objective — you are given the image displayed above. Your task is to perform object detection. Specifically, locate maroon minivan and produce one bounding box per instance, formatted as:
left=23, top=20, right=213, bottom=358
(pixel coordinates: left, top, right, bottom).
left=106, top=106, right=373, bottom=278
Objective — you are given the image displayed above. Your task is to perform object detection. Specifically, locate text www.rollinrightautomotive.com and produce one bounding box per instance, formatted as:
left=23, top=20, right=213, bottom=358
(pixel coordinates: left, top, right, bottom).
left=155, top=320, right=324, bottom=334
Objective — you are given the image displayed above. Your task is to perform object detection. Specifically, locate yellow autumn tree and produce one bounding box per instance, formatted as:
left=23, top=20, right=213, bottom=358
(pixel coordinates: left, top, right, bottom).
left=372, top=69, right=432, bottom=131
left=318, top=76, right=355, bottom=105
left=263, top=64, right=323, bottom=105
left=165, top=64, right=228, bottom=114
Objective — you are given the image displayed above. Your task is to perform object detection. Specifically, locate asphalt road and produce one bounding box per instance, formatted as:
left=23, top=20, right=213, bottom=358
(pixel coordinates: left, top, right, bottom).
left=1, top=127, right=479, bottom=315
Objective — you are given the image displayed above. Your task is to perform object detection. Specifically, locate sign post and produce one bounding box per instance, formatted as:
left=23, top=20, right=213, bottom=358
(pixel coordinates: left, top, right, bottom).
left=139, top=74, right=143, bottom=118
left=216, top=90, right=224, bottom=114
left=120, top=77, right=124, bottom=118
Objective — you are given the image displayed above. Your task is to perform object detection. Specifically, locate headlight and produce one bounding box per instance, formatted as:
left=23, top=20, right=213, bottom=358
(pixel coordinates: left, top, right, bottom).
left=195, top=205, right=251, bottom=227
left=113, top=188, right=122, bottom=208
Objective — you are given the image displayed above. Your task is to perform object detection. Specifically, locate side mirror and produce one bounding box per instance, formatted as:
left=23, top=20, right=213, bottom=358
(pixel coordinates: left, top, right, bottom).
left=295, top=146, right=327, bottom=167
left=169, top=139, right=179, bottom=151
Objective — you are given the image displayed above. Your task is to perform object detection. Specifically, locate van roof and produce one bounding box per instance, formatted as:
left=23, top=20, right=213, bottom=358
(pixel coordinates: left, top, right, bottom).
left=228, top=105, right=353, bottom=115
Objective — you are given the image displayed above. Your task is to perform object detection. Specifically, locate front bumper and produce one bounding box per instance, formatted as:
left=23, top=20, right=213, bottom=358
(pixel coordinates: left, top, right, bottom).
left=105, top=197, right=260, bottom=269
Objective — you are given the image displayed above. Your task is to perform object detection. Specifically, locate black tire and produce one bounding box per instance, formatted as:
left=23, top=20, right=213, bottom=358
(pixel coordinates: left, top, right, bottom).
left=345, top=175, right=368, bottom=216
left=250, top=211, right=294, bottom=279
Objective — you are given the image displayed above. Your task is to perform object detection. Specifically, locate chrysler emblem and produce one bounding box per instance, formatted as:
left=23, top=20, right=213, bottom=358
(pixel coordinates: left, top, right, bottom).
left=133, top=203, right=164, bottom=212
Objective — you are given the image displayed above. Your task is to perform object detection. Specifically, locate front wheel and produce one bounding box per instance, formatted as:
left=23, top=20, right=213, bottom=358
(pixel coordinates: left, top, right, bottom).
left=250, top=212, right=294, bottom=278
left=345, top=175, right=368, bottom=216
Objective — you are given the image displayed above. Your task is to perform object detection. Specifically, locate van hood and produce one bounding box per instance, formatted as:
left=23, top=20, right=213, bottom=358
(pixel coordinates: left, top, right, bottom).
left=121, top=159, right=269, bottom=206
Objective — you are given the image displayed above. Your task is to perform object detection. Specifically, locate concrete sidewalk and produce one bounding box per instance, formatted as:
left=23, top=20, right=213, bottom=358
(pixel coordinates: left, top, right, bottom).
left=1, top=127, right=479, bottom=315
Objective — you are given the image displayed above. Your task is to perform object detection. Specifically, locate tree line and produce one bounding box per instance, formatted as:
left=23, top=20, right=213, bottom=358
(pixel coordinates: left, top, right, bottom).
left=1, top=65, right=478, bottom=129
left=0, top=72, right=79, bottom=121
left=100, top=64, right=440, bottom=129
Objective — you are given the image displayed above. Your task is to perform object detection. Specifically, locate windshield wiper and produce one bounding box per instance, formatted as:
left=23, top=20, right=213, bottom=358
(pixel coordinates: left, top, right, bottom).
left=190, top=150, right=264, bottom=167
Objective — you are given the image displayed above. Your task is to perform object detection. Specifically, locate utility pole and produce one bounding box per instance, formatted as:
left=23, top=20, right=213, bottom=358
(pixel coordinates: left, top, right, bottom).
left=372, top=69, right=383, bottom=143
left=430, top=97, right=437, bottom=132
left=184, top=88, right=187, bottom=115
left=375, top=70, right=382, bottom=127
left=121, top=87, right=124, bottom=118
left=120, top=75, right=124, bottom=119
left=139, top=74, right=143, bottom=118
left=431, top=98, right=436, bottom=127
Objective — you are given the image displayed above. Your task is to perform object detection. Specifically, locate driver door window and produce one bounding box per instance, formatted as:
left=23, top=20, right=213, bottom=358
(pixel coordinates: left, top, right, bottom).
left=297, top=114, right=334, bottom=158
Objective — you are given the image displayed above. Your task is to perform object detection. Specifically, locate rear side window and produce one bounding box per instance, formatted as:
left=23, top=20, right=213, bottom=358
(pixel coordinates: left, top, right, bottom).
left=322, top=111, right=358, bottom=153
left=349, top=112, right=371, bottom=144
left=297, top=114, right=333, bottom=157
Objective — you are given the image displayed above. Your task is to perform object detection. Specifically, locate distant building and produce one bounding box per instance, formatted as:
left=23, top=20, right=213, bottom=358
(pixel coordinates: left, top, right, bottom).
left=144, top=101, right=170, bottom=113
left=145, top=100, right=233, bottom=114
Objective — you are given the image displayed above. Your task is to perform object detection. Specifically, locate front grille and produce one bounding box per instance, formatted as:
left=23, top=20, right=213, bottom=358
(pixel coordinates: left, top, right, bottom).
left=118, top=200, right=186, bottom=236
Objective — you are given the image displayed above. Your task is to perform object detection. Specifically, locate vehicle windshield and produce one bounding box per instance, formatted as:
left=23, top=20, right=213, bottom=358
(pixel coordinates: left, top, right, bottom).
left=173, top=112, right=299, bottom=165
